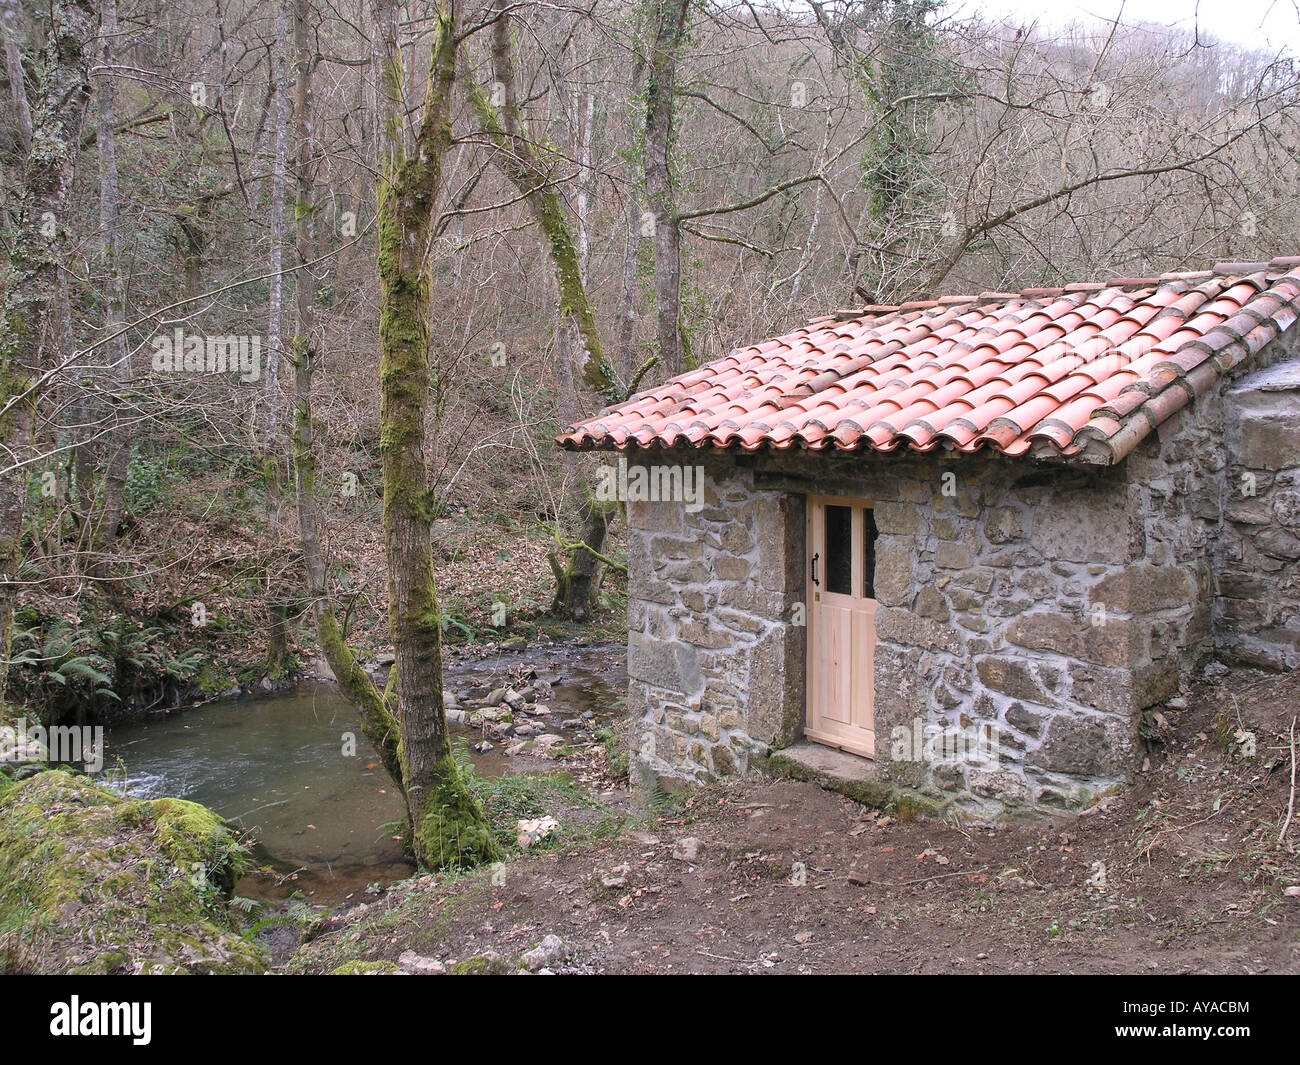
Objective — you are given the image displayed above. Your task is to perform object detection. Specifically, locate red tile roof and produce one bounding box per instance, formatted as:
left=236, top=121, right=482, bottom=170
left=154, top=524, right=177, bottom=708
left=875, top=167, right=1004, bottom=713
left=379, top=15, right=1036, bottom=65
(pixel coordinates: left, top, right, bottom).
left=558, top=256, right=1300, bottom=464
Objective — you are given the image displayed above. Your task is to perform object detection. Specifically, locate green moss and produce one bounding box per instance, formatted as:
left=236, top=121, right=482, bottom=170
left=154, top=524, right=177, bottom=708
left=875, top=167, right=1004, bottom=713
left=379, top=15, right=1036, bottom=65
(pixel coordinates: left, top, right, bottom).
left=412, top=750, right=501, bottom=870
left=329, top=959, right=402, bottom=975
left=768, top=748, right=894, bottom=808
left=195, top=661, right=235, bottom=695
left=889, top=789, right=946, bottom=820
left=449, top=952, right=514, bottom=975
left=151, top=796, right=248, bottom=893
left=0, top=770, right=266, bottom=974
left=316, top=611, right=402, bottom=786
left=467, top=77, right=617, bottom=404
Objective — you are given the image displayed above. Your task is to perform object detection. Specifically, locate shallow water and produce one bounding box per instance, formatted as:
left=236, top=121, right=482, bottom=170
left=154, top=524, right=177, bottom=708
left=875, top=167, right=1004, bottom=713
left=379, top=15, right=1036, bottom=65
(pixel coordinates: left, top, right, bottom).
left=102, top=642, right=627, bottom=903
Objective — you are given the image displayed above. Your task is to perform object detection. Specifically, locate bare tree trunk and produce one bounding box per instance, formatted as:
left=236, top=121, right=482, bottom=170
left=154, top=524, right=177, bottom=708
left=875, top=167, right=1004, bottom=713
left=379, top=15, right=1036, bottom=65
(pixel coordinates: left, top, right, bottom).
left=374, top=0, right=496, bottom=870
left=616, top=48, right=647, bottom=389
left=1, top=0, right=33, bottom=151
left=88, top=0, right=135, bottom=579
left=645, top=0, right=690, bottom=375
left=549, top=495, right=613, bottom=622
left=283, top=0, right=403, bottom=792
left=261, top=0, right=290, bottom=675
left=575, top=88, right=595, bottom=279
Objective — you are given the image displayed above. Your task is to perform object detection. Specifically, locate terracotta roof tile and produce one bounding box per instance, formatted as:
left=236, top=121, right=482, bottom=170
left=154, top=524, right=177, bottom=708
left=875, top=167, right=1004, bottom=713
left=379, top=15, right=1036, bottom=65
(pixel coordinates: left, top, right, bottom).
left=559, top=256, right=1300, bottom=464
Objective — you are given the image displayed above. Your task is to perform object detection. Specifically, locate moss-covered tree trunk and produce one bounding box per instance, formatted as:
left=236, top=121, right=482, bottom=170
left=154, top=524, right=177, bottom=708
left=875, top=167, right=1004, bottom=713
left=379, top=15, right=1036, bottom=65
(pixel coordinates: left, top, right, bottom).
left=0, top=0, right=96, bottom=722
left=288, top=0, right=403, bottom=793
left=645, top=0, right=691, bottom=376
left=292, top=368, right=402, bottom=787
left=548, top=498, right=616, bottom=622
left=374, top=0, right=496, bottom=869
left=469, top=1, right=621, bottom=622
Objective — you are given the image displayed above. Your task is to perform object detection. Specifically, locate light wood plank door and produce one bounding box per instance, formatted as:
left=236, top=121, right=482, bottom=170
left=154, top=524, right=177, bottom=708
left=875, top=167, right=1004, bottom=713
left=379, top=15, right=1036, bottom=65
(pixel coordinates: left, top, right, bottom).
left=806, top=496, right=879, bottom=758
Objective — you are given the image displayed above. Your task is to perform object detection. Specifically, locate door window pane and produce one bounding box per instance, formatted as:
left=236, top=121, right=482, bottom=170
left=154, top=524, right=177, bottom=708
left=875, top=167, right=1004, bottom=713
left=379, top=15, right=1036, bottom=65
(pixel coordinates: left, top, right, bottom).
left=825, top=504, right=852, bottom=595
left=863, top=508, right=878, bottom=599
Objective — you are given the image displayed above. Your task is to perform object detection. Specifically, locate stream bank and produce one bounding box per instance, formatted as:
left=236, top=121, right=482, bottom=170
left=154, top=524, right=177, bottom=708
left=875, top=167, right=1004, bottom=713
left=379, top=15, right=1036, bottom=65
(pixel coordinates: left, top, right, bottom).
left=102, top=641, right=630, bottom=906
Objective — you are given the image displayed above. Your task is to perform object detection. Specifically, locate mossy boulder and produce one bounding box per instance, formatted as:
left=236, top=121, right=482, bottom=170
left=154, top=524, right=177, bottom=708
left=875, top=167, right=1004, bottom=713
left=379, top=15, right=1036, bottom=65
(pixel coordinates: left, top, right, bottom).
left=0, top=769, right=267, bottom=974
left=449, top=951, right=515, bottom=975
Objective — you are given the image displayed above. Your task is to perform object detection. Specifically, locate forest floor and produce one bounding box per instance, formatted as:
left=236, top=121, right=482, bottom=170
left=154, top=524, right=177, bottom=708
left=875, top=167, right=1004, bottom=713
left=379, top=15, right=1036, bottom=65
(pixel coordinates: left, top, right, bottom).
left=283, top=664, right=1300, bottom=975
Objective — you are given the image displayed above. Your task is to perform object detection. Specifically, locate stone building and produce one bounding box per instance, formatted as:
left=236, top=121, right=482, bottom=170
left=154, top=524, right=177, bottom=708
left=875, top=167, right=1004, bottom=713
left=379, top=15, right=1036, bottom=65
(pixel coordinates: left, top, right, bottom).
left=558, top=258, right=1300, bottom=816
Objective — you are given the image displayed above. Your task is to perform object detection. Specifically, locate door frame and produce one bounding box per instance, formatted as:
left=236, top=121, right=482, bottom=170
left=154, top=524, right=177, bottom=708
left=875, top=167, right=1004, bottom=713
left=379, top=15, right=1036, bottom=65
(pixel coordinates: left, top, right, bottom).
left=804, top=493, right=878, bottom=759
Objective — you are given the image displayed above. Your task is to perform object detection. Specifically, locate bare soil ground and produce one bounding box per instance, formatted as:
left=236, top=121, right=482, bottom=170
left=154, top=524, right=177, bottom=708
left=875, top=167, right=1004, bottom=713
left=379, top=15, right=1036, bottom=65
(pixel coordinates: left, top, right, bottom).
left=284, top=665, right=1300, bottom=974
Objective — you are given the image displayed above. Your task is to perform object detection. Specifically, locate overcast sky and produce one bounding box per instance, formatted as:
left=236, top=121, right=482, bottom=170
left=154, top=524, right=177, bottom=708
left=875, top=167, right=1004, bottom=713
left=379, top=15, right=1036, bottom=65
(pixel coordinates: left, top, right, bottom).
left=945, top=0, right=1300, bottom=53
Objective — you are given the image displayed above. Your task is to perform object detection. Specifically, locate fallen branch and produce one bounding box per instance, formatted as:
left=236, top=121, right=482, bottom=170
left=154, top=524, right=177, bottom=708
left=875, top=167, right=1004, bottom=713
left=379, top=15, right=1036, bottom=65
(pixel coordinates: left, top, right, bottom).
left=1280, top=715, right=1296, bottom=850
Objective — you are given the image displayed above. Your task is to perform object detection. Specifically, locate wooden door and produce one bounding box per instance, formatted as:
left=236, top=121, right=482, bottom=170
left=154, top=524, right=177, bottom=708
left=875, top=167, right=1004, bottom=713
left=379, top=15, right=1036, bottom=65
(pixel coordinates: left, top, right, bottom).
left=806, top=496, right=879, bottom=758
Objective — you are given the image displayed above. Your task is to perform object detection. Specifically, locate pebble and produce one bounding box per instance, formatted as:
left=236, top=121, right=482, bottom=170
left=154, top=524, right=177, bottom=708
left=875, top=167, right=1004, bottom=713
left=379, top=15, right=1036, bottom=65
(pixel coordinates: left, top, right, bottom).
left=532, top=734, right=565, bottom=757
left=626, top=830, right=660, bottom=846
left=398, top=951, right=447, bottom=975
left=521, top=935, right=569, bottom=972
left=671, top=836, right=704, bottom=862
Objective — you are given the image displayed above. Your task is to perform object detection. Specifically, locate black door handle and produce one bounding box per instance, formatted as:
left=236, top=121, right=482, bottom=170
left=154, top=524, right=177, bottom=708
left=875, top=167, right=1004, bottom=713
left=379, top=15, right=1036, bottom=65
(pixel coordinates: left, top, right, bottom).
left=810, top=552, right=820, bottom=587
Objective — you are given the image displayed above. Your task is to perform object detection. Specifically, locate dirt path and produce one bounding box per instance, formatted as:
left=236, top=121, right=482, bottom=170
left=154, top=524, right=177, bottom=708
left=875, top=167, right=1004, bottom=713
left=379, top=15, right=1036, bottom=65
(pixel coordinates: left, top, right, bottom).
left=284, top=667, right=1300, bottom=974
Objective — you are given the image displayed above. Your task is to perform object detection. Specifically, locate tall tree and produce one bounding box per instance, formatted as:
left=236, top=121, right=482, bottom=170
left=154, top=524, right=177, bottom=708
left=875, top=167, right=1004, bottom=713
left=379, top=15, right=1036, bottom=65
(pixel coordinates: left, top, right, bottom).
left=643, top=0, right=691, bottom=374
left=289, top=0, right=403, bottom=790
left=261, top=0, right=291, bottom=674
left=84, top=0, right=135, bottom=573
left=0, top=0, right=97, bottom=720
left=615, top=40, right=648, bottom=389
left=811, top=0, right=957, bottom=302
left=373, top=0, right=496, bottom=869
left=468, top=0, right=621, bottom=621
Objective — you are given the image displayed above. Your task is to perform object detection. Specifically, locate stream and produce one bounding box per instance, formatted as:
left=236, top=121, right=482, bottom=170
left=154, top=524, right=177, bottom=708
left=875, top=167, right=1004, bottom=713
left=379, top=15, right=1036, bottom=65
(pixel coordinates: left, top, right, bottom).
left=101, top=642, right=627, bottom=905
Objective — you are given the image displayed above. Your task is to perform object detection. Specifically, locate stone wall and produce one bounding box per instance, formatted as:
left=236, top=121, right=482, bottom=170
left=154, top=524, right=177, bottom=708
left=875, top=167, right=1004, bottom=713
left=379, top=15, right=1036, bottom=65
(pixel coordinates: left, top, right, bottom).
left=754, top=446, right=1217, bottom=813
left=624, top=343, right=1300, bottom=815
left=626, top=456, right=804, bottom=788
left=1217, top=354, right=1300, bottom=668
